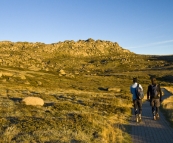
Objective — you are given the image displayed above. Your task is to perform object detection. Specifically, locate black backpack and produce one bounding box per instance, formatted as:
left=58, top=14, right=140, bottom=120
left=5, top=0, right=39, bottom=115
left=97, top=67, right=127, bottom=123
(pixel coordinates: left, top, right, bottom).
left=151, top=84, right=159, bottom=98
left=136, top=83, right=144, bottom=100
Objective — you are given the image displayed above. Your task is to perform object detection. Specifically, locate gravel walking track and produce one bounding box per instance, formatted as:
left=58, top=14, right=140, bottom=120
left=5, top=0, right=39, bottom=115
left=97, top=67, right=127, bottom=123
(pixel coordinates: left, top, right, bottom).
left=129, top=88, right=173, bottom=143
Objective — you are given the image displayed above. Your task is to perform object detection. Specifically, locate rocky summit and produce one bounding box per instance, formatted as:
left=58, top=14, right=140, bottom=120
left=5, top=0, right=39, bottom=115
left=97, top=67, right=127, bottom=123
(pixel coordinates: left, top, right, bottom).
left=0, top=39, right=132, bottom=71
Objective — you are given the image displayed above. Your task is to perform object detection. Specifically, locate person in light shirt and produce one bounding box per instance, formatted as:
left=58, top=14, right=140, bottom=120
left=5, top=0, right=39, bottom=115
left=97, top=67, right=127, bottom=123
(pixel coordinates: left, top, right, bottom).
left=130, top=77, right=143, bottom=122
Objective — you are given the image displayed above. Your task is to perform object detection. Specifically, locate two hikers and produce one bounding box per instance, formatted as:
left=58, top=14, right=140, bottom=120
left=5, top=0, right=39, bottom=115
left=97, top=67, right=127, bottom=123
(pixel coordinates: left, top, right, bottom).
left=130, top=77, right=162, bottom=122
left=130, top=77, right=143, bottom=122
left=147, top=77, right=162, bottom=120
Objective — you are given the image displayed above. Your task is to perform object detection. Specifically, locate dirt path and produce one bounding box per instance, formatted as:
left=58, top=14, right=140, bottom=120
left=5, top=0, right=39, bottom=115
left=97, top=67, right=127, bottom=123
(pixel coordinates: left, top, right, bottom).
left=129, top=88, right=173, bottom=143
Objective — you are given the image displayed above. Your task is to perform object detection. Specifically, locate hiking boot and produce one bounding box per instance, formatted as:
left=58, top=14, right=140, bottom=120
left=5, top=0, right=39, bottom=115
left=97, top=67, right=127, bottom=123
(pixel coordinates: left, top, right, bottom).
left=153, top=115, right=156, bottom=120
left=156, top=113, right=160, bottom=120
left=138, top=114, right=142, bottom=122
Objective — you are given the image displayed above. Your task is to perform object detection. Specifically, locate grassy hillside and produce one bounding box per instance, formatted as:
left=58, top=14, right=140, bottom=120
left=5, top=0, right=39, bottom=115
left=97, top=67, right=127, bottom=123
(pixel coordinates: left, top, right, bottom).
left=161, top=87, right=173, bottom=127
left=0, top=39, right=173, bottom=142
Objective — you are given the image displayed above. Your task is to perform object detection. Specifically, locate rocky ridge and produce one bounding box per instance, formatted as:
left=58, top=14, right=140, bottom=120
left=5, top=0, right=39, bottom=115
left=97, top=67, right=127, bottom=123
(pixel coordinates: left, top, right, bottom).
left=0, top=39, right=136, bottom=71
left=0, top=38, right=172, bottom=74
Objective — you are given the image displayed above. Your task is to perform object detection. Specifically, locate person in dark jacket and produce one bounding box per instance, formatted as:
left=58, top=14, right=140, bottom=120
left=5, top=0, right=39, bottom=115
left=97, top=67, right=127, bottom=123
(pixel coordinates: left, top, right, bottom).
left=147, top=77, right=162, bottom=120
left=130, top=77, right=143, bottom=122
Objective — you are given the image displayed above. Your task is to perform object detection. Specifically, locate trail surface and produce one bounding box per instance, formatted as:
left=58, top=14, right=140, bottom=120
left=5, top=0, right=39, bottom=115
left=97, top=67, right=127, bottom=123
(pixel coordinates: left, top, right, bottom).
left=129, top=88, right=173, bottom=143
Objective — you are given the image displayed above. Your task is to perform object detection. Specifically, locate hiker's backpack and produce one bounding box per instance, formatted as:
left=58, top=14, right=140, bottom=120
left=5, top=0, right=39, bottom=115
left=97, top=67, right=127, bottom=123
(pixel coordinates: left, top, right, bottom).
left=136, top=84, right=144, bottom=100
left=151, top=84, right=159, bottom=98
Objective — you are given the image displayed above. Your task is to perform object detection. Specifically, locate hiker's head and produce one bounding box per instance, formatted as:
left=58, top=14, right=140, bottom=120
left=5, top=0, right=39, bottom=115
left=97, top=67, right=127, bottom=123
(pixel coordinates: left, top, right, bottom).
left=133, top=77, right=137, bottom=83
left=151, top=77, right=157, bottom=85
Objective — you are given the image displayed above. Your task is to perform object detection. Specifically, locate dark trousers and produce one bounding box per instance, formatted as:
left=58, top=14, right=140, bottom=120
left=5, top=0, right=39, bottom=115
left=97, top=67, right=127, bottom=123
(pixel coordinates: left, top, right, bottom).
left=133, top=99, right=142, bottom=115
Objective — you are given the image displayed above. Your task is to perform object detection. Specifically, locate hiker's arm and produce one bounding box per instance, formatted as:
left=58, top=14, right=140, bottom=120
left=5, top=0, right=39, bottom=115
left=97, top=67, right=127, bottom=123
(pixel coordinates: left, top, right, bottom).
left=159, top=84, right=162, bottom=101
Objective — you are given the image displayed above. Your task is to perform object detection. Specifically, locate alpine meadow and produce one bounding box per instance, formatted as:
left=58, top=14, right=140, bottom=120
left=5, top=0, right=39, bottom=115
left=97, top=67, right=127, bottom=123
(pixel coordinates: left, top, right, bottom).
left=0, top=39, right=173, bottom=143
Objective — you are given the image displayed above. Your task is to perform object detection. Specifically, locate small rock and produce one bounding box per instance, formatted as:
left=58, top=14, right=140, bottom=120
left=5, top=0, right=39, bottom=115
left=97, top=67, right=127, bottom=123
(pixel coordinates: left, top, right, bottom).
left=37, top=81, right=42, bottom=85
left=22, top=97, right=44, bottom=106
left=59, top=69, right=66, bottom=75
left=108, top=87, right=121, bottom=92
left=24, top=81, right=30, bottom=85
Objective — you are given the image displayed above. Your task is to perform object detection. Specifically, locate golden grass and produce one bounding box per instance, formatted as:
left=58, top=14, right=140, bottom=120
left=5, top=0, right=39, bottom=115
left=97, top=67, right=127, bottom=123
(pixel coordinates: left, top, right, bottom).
left=0, top=68, right=132, bottom=143
left=0, top=51, right=172, bottom=142
left=0, top=40, right=173, bottom=142
left=161, top=87, right=173, bottom=127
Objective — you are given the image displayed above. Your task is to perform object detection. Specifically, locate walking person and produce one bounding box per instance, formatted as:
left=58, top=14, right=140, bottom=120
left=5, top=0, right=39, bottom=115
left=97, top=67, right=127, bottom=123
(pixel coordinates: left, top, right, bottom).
left=147, top=77, right=162, bottom=120
left=130, top=77, right=143, bottom=122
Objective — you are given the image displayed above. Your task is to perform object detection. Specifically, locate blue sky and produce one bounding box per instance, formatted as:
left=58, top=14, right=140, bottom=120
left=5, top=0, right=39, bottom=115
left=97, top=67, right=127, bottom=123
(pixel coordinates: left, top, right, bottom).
left=0, top=0, right=173, bottom=55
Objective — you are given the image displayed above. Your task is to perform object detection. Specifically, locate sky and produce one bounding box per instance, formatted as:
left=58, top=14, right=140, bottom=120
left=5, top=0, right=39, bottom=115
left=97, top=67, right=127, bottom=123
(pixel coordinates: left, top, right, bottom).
left=0, top=0, right=173, bottom=55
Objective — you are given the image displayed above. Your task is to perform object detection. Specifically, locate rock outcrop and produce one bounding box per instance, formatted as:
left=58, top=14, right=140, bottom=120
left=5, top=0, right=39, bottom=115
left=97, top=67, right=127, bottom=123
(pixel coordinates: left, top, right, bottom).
left=0, top=39, right=134, bottom=72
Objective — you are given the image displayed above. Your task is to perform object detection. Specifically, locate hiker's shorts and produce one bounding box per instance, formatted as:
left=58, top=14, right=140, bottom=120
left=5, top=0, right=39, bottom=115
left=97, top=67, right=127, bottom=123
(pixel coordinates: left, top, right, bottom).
left=150, top=98, right=160, bottom=107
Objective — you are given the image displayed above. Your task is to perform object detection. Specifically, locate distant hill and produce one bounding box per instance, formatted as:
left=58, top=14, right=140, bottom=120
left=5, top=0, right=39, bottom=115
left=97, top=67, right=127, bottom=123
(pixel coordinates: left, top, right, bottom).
left=0, top=38, right=132, bottom=57
left=0, top=39, right=172, bottom=74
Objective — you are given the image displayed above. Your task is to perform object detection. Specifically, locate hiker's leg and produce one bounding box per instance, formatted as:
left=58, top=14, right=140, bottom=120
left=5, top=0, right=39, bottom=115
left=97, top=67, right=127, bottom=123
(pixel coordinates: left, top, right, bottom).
left=133, top=100, right=138, bottom=115
left=138, top=99, right=142, bottom=121
left=156, top=107, right=159, bottom=114
left=152, top=107, right=155, bottom=115
left=137, top=99, right=142, bottom=114
left=155, top=99, right=160, bottom=119
left=155, top=99, right=160, bottom=114
left=133, top=99, right=139, bottom=122
left=151, top=99, right=155, bottom=115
